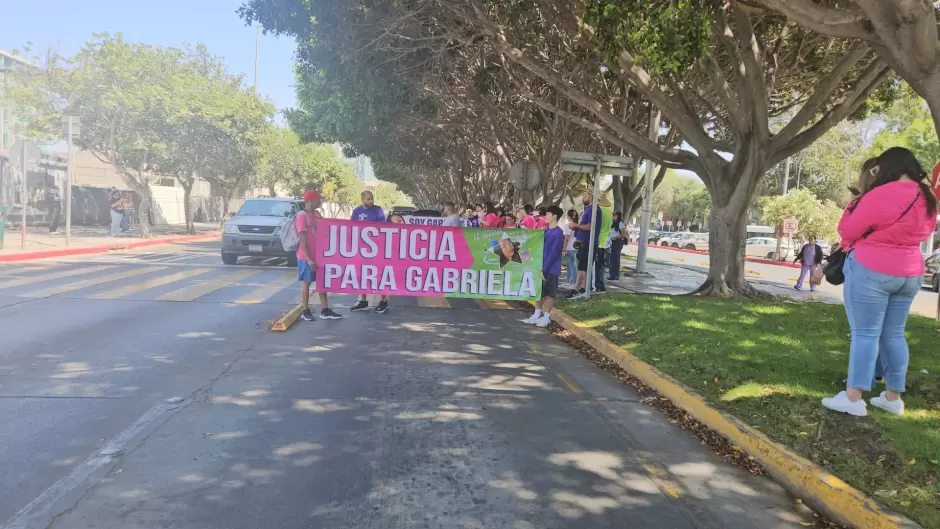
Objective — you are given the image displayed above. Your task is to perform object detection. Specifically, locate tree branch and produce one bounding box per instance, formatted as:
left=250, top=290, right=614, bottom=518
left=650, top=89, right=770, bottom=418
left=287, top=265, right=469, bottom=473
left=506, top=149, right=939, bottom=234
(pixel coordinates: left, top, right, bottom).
left=772, top=61, right=891, bottom=164
left=744, top=0, right=871, bottom=40
left=771, top=40, right=869, bottom=150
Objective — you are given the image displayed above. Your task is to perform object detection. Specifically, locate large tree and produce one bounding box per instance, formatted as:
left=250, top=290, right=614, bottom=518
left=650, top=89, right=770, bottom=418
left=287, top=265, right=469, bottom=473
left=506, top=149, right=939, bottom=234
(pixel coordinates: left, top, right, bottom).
left=751, top=0, right=940, bottom=142
left=420, top=0, right=892, bottom=295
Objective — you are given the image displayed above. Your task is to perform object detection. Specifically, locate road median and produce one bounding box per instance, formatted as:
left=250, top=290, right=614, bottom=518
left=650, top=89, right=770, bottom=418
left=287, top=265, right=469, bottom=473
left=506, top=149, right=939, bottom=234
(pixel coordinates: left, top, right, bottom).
left=0, top=232, right=220, bottom=263
left=553, top=295, right=936, bottom=529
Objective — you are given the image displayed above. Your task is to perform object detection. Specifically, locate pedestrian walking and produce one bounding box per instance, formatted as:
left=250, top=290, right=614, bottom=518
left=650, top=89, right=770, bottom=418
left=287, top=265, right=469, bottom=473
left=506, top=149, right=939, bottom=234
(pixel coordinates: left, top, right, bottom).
left=608, top=211, right=626, bottom=280
left=108, top=187, right=123, bottom=236
left=350, top=190, right=387, bottom=312
left=523, top=205, right=565, bottom=328
left=563, top=209, right=578, bottom=286
left=793, top=236, right=823, bottom=291
left=45, top=182, right=62, bottom=233
left=822, top=148, right=937, bottom=417
left=296, top=190, right=343, bottom=322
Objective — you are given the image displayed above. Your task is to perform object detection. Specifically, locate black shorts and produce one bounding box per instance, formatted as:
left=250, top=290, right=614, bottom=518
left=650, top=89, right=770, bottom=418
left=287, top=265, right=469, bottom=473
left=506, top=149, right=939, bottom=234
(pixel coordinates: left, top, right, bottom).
left=542, top=274, right=559, bottom=299
left=577, top=244, right=589, bottom=271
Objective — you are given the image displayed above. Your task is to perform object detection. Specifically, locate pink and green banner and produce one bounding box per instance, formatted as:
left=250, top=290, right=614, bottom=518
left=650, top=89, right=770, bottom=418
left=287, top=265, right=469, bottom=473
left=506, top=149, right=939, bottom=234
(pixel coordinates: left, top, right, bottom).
left=316, top=219, right=543, bottom=300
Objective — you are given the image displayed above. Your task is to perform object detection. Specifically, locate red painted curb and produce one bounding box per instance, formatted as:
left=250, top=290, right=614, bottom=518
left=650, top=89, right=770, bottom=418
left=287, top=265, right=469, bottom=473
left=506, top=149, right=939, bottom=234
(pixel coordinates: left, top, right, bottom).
left=629, top=241, right=802, bottom=269
left=0, top=233, right=220, bottom=263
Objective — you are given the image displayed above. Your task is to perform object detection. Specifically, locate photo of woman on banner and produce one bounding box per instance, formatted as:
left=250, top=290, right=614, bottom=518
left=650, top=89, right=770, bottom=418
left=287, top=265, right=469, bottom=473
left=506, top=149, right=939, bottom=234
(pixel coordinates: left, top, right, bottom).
left=493, top=232, right=524, bottom=268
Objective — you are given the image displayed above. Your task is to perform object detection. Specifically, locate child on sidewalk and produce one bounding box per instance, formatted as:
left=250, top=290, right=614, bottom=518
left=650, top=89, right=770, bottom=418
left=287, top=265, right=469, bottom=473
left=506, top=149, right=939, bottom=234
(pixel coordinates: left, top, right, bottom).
left=524, top=205, right=565, bottom=328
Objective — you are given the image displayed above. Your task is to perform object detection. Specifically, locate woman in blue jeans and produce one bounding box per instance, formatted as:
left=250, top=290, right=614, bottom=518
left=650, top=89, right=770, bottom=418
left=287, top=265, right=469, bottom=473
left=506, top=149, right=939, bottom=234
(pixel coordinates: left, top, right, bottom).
left=823, top=148, right=937, bottom=417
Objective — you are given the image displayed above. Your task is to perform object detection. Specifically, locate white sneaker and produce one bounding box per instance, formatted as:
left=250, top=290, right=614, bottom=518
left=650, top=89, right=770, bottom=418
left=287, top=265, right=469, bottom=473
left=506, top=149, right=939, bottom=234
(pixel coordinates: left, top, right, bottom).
left=870, top=392, right=904, bottom=416
left=535, top=315, right=551, bottom=328
left=522, top=313, right=541, bottom=324
left=822, top=391, right=867, bottom=416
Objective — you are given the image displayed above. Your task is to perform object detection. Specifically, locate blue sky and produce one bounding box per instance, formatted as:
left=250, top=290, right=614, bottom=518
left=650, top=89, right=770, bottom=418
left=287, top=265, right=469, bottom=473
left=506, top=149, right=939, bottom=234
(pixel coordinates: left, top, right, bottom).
left=2, top=0, right=298, bottom=114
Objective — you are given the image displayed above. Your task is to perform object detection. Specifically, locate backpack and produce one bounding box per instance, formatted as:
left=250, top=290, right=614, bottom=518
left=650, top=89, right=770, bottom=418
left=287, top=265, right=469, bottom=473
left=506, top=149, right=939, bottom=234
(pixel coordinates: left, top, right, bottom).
left=280, top=212, right=303, bottom=252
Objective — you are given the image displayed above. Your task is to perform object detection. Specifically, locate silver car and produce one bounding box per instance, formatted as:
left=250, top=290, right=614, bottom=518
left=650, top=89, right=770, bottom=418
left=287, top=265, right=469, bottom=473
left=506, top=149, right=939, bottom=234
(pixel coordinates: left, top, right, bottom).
left=221, top=198, right=304, bottom=265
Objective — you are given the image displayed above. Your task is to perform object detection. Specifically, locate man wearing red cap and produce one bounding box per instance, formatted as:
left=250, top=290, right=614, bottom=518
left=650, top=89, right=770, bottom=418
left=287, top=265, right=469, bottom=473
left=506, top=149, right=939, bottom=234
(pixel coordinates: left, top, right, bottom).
left=297, top=190, right=342, bottom=321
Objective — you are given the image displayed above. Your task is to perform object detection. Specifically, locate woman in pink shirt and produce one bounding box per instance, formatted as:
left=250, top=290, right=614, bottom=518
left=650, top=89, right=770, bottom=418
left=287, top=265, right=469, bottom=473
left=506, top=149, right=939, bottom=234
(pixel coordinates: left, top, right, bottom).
left=822, top=148, right=937, bottom=418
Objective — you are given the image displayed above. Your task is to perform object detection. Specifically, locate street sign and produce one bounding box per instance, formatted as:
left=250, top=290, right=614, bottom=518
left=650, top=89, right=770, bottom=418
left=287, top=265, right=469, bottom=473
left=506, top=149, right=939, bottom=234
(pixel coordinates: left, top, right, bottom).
left=783, top=218, right=799, bottom=234
left=509, top=160, right=540, bottom=190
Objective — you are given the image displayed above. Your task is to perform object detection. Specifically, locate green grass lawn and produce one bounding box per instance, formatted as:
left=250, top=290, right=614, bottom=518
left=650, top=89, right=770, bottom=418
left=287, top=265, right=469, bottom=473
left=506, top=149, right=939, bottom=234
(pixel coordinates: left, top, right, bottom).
left=561, top=294, right=940, bottom=527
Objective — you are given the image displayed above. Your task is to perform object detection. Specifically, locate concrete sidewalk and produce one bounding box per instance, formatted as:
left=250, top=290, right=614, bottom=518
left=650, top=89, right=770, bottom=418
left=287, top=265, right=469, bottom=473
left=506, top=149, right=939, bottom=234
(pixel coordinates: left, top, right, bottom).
left=605, top=257, right=844, bottom=306
left=0, top=223, right=220, bottom=259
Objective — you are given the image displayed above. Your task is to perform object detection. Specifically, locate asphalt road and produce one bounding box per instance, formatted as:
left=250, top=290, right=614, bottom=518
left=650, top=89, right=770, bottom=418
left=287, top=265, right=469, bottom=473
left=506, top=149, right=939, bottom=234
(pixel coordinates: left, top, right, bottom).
left=1, top=240, right=817, bottom=528
left=627, top=243, right=940, bottom=318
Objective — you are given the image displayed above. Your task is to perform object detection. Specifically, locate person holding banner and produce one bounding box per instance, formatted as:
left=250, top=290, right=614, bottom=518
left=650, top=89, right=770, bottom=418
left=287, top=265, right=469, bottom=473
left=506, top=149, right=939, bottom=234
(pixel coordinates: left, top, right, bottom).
left=524, top=205, right=565, bottom=327
left=350, top=190, right=389, bottom=313
left=442, top=202, right=461, bottom=227
left=297, top=190, right=343, bottom=321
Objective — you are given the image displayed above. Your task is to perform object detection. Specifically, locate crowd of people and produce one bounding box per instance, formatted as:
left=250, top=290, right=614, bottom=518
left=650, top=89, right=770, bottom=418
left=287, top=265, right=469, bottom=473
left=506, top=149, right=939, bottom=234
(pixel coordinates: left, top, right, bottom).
left=290, top=146, right=933, bottom=419
left=292, top=188, right=629, bottom=326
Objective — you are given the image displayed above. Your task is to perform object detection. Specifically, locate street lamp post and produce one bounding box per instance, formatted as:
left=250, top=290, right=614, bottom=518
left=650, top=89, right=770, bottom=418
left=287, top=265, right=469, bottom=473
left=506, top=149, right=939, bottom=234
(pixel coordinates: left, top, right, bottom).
left=61, top=115, right=80, bottom=246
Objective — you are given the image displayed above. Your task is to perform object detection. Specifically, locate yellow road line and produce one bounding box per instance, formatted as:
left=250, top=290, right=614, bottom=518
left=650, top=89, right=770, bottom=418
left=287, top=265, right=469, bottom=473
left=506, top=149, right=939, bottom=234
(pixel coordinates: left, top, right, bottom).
left=22, top=266, right=165, bottom=297
left=91, top=267, right=215, bottom=300
left=0, top=265, right=118, bottom=290
left=156, top=269, right=262, bottom=302
left=473, top=299, right=490, bottom=310
left=556, top=372, right=585, bottom=394
left=271, top=303, right=304, bottom=332
left=483, top=299, right=513, bottom=310
left=417, top=296, right=451, bottom=309
left=234, top=274, right=297, bottom=304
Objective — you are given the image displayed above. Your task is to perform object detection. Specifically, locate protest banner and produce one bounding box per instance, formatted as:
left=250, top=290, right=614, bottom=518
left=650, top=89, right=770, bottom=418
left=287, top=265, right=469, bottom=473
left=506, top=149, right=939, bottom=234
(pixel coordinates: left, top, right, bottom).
left=316, top=219, right=543, bottom=300
left=403, top=215, right=446, bottom=227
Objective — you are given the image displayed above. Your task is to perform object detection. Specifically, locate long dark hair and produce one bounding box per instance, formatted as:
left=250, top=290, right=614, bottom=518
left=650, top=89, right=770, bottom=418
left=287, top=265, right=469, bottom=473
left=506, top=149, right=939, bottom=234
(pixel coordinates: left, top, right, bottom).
left=872, top=147, right=938, bottom=216
left=567, top=209, right=578, bottom=222
left=611, top=211, right=623, bottom=230
left=849, top=158, right=879, bottom=197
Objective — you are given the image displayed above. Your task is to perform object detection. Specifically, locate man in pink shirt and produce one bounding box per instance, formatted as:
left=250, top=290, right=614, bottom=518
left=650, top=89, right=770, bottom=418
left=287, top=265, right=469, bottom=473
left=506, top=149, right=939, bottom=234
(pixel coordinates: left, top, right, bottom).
left=296, top=190, right=343, bottom=321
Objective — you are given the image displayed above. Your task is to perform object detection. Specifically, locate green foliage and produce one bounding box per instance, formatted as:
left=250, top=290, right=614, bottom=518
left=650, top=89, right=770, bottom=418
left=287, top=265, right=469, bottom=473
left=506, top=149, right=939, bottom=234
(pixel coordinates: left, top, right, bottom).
left=372, top=181, right=411, bottom=209
left=759, top=188, right=841, bottom=242
left=652, top=171, right=710, bottom=225
left=583, top=0, right=711, bottom=74
left=870, top=83, right=940, bottom=170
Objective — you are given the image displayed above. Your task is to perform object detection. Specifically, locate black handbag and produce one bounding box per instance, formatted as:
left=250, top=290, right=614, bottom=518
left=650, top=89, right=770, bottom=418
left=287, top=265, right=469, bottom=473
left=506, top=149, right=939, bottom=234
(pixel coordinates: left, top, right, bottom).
left=823, top=190, right=922, bottom=286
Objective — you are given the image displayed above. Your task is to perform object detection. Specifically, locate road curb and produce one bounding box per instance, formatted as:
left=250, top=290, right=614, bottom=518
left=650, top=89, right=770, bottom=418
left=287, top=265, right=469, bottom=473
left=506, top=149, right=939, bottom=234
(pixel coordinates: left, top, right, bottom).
left=630, top=242, right=802, bottom=269
left=0, top=233, right=221, bottom=263
left=271, top=303, right=304, bottom=332
left=550, top=309, right=922, bottom=529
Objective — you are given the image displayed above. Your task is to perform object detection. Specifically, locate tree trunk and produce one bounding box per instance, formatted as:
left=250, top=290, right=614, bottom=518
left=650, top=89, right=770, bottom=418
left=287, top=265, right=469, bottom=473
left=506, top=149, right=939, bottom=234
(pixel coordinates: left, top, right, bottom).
left=221, top=188, right=232, bottom=228
left=913, top=71, right=940, bottom=150
left=611, top=174, right=623, bottom=213
left=181, top=180, right=195, bottom=234
left=136, top=185, right=152, bottom=239
left=693, top=160, right=765, bottom=297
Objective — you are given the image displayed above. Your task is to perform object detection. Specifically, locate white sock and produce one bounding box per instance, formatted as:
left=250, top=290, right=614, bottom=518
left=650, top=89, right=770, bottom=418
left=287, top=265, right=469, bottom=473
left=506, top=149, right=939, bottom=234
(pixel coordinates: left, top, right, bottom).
left=532, top=309, right=542, bottom=319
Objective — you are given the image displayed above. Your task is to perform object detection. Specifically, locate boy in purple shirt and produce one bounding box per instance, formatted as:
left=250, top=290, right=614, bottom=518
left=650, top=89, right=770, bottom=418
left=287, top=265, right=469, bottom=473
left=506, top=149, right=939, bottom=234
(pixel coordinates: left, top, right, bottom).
left=349, top=190, right=389, bottom=312
left=524, top=205, right=565, bottom=328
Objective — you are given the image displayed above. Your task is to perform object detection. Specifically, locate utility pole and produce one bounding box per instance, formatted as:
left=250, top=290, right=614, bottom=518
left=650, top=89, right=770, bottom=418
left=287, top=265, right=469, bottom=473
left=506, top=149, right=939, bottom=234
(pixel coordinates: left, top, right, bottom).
left=636, top=109, right=661, bottom=275
left=254, top=25, right=260, bottom=91
left=62, top=115, right=79, bottom=246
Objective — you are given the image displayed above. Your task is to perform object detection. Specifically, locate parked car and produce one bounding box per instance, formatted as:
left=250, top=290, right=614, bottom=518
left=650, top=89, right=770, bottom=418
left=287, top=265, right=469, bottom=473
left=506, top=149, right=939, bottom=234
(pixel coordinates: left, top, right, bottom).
left=221, top=197, right=303, bottom=266
left=745, top=237, right=792, bottom=261
left=681, top=233, right=710, bottom=252
left=816, top=240, right=831, bottom=257
left=660, top=232, right=688, bottom=247
left=924, top=253, right=940, bottom=291
left=669, top=232, right=697, bottom=248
